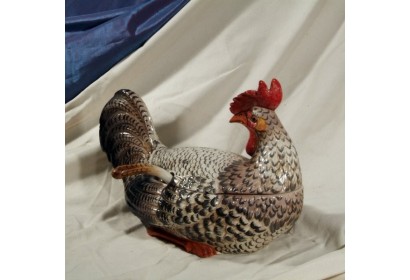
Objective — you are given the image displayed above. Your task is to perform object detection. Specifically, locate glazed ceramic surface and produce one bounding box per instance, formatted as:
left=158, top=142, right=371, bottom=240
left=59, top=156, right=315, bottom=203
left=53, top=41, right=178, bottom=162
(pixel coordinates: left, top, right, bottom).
left=99, top=78, right=303, bottom=257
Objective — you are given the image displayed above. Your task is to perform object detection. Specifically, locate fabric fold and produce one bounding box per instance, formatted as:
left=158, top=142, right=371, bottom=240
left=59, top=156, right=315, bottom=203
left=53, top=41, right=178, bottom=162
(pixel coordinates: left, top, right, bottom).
left=65, top=0, right=190, bottom=103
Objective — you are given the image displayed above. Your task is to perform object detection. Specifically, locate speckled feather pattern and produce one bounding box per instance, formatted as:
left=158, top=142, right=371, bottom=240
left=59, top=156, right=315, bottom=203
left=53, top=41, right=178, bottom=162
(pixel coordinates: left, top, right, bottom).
left=99, top=89, right=303, bottom=254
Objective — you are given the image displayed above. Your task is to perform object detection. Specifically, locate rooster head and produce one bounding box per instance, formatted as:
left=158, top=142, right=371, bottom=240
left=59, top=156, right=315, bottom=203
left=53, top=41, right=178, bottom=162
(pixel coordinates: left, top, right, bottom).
left=229, top=78, right=282, bottom=156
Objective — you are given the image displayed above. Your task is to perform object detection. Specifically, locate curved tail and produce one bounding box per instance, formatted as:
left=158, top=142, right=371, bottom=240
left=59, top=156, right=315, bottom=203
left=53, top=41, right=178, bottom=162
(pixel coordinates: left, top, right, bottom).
left=99, top=89, right=163, bottom=167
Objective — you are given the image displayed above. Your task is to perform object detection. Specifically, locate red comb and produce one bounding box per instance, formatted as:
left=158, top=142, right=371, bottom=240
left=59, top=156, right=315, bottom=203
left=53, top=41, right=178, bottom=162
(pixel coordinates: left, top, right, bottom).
left=230, top=78, right=282, bottom=114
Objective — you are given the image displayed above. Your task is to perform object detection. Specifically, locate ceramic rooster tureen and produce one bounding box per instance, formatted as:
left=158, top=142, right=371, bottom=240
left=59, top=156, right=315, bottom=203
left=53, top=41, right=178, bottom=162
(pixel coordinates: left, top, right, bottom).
left=99, top=78, right=303, bottom=257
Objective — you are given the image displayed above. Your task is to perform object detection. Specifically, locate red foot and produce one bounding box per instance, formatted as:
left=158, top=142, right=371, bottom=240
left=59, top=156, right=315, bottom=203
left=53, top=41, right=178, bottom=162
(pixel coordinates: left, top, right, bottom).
left=147, top=227, right=217, bottom=258
left=184, top=240, right=217, bottom=258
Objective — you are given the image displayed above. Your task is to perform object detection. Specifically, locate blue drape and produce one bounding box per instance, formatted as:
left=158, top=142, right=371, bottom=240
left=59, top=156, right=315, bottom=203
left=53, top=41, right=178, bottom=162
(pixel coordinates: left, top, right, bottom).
left=65, top=0, right=189, bottom=103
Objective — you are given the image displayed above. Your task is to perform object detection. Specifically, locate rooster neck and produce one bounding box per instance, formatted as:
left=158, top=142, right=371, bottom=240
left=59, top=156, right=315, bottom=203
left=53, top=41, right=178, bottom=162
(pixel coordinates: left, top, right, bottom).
left=244, top=110, right=301, bottom=194
left=252, top=110, right=289, bottom=157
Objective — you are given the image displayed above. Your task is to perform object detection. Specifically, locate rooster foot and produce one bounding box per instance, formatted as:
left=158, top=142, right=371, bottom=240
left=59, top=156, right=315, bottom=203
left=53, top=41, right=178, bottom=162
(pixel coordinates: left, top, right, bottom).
left=184, top=240, right=217, bottom=258
left=147, top=227, right=217, bottom=258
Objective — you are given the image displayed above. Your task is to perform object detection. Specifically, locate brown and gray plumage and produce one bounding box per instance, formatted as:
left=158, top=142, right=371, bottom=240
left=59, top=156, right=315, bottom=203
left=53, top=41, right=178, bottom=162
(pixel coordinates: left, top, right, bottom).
left=99, top=78, right=303, bottom=257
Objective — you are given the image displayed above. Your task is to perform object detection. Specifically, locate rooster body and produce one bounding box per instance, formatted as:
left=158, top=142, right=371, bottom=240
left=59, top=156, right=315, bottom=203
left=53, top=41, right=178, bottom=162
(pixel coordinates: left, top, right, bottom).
left=99, top=79, right=303, bottom=257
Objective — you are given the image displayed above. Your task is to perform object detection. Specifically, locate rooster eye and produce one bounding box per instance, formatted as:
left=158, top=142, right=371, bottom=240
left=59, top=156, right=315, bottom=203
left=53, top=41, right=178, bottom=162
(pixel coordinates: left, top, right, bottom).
left=250, top=116, right=258, bottom=123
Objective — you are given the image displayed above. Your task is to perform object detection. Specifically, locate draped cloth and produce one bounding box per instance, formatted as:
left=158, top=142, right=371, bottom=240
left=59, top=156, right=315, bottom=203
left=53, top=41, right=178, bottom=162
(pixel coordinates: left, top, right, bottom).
left=65, top=0, right=189, bottom=103
left=66, top=1, right=345, bottom=279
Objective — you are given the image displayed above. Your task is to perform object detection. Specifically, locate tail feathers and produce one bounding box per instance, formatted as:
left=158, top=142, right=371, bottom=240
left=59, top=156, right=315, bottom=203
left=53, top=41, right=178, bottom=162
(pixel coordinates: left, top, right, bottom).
left=99, top=89, right=163, bottom=167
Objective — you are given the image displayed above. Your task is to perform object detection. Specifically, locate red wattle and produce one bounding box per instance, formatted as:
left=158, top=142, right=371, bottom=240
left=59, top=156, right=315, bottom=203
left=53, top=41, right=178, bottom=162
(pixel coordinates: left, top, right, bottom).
left=246, top=129, right=258, bottom=156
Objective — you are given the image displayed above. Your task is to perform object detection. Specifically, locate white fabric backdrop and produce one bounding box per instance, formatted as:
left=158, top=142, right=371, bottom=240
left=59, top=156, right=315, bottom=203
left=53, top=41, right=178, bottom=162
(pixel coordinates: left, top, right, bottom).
left=66, top=0, right=345, bottom=279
